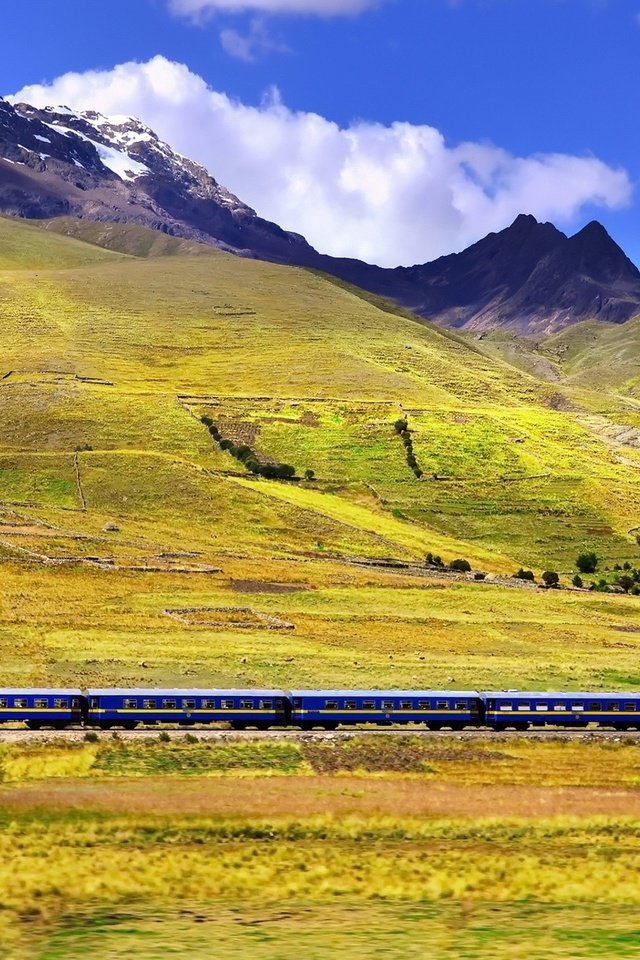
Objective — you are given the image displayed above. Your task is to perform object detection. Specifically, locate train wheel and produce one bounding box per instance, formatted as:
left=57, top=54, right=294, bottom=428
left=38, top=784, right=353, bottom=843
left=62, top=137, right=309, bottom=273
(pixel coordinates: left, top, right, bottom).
left=25, top=720, right=42, bottom=730
left=230, top=721, right=247, bottom=730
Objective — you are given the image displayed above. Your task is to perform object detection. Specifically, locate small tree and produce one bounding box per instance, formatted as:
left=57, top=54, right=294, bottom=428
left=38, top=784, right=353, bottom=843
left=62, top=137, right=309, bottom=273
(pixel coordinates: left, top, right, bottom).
left=514, top=569, right=535, bottom=582
left=542, top=571, right=560, bottom=588
left=394, top=419, right=408, bottom=434
left=304, top=469, right=315, bottom=481
left=201, top=416, right=213, bottom=427
left=276, top=464, right=296, bottom=480
left=235, top=444, right=253, bottom=462
left=572, top=574, right=584, bottom=588
left=618, top=575, right=635, bottom=594
left=576, top=552, right=598, bottom=574
left=219, top=438, right=232, bottom=451
left=450, top=559, right=471, bottom=573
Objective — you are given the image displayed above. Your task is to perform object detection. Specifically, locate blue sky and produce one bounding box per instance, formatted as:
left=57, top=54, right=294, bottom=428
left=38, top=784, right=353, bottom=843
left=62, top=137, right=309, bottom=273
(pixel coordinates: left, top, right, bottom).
left=2, top=0, right=639, bottom=266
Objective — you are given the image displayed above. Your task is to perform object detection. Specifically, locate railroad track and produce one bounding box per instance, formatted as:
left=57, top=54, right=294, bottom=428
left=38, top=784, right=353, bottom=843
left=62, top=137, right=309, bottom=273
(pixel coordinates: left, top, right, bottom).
left=1, top=727, right=640, bottom=743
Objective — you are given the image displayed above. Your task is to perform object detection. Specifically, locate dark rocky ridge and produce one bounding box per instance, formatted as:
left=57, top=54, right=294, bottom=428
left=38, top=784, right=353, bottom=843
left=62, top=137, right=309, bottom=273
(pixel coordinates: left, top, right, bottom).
left=1, top=97, right=639, bottom=335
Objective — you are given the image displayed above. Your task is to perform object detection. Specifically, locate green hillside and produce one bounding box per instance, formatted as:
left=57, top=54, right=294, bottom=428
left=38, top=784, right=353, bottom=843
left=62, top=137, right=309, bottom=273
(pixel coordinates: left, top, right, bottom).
left=1, top=214, right=640, bottom=691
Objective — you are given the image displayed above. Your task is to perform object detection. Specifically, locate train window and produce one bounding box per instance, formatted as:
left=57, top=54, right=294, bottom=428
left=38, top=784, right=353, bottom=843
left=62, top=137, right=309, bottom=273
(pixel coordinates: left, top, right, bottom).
left=14, top=698, right=27, bottom=708
left=589, top=702, right=601, bottom=711
left=437, top=701, right=447, bottom=711
left=400, top=701, right=413, bottom=710
left=35, top=698, right=48, bottom=709
left=572, top=704, right=584, bottom=711
left=260, top=700, right=273, bottom=710
left=626, top=702, right=636, bottom=712
left=418, top=701, right=430, bottom=710
left=499, top=703, right=512, bottom=712
left=54, top=699, right=68, bottom=709
left=293, top=699, right=301, bottom=708
left=553, top=705, right=566, bottom=711
left=455, top=702, right=467, bottom=711
left=220, top=700, right=234, bottom=710
left=345, top=700, right=358, bottom=710
left=143, top=699, right=157, bottom=710
left=124, top=699, right=138, bottom=709
left=0, top=699, right=7, bottom=708
left=610, top=703, right=621, bottom=712
left=275, top=699, right=283, bottom=707
left=241, top=699, right=253, bottom=709
left=325, top=700, right=339, bottom=710
left=72, top=699, right=80, bottom=708
left=517, top=704, right=530, bottom=711
left=90, top=698, right=99, bottom=709
left=183, top=699, right=196, bottom=710
left=163, top=699, right=177, bottom=710
left=202, top=699, right=215, bottom=709
left=363, top=700, right=376, bottom=710
left=536, top=704, right=547, bottom=711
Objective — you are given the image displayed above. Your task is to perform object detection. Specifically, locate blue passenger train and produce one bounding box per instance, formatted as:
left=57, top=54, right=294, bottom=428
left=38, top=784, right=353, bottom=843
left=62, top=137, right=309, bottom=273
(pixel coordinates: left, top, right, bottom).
left=2, top=686, right=640, bottom=731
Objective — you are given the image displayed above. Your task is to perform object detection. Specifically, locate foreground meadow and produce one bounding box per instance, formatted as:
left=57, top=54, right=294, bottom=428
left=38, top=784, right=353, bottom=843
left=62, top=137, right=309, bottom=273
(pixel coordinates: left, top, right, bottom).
left=1, top=736, right=640, bottom=958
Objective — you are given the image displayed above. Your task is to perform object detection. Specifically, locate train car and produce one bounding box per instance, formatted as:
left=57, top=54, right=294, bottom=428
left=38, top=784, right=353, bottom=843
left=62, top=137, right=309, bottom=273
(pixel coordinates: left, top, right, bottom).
left=86, top=688, right=290, bottom=729
left=290, top=690, right=484, bottom=730
left=483, top=691, right=640, bottom=730
left=0, top=688, right=84, bottom=729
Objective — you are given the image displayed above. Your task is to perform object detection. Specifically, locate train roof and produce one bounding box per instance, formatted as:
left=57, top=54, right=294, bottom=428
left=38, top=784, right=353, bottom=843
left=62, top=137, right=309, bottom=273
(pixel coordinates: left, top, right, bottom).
left=0, top=688, right=82, bottom=695
left=482, top=690, right=639, bottom=699
left=289, top=689, right=481, bottom=697
left=87, top=688, right=287, bottom=696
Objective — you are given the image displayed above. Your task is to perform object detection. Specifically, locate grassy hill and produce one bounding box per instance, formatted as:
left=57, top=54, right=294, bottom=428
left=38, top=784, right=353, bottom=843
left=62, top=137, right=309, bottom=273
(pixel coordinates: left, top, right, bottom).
left=1, top=213, right=640, bottom=691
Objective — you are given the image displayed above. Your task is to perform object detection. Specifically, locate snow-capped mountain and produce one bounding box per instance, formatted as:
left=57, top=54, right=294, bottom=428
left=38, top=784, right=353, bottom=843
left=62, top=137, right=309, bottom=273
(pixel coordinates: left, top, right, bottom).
left=0, top=97, right=312, bottom=258
left=1, top=96, right=640, bottom=334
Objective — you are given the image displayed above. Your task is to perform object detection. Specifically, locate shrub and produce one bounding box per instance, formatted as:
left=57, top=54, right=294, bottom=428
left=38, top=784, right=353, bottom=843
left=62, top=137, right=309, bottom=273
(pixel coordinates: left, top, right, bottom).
left=624, top=561, right=632, bottom=571
left=426, top=553, right=445, bottom=568
left=219, top=438, right=233, bottom=451
left=275, top=464, right=296, bottom=480
left=201, top=416, right=213, bottom=427
left=304, top=469, right=315, bottom=481
left=402, top=434, right=412, bottom=448
left=618, top=575, right=635, bottom=594
left=632, top=586, right=640, bottom=596
left=514, top=569, right=535, bottom=582
left=576, top=552, right=598, bottom=574
left=245, top=460, right=261, bottom=474
left=394, top=419, right=408, bottom=433
left=542, top=571, right=560, bottom=588
left=235, top=445, right=253, bottom=462
left=84, top=730, right=99, bottom=743
left=572, top=574, right=584, bottom=588
left=450, top=559, right=471, bottom=573
left=413, top=468, right=423, bottom=479
left=474, top=572, right=486, bottom=581
left=158, top=731, right=171, bottom=743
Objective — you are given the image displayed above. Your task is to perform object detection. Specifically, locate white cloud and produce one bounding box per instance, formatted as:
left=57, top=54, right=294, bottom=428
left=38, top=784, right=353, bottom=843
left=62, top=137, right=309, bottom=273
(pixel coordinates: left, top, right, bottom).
left=10, top=56, right=633, bottom=267
left=220, top=17, right=289, bottom=60
left=169, top=0, right=381, bottom=17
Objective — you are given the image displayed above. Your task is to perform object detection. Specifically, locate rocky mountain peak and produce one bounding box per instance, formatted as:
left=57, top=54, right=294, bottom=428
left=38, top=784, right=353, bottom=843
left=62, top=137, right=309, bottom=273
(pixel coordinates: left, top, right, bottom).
left=0, top=97, right=639, bottom=335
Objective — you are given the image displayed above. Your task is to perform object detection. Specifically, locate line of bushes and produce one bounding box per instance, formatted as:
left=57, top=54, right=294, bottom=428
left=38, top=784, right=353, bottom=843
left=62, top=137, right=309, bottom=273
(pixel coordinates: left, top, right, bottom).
left=394, top=418, right=422, bottom=479
left=201, top=416, right=299, bottom=480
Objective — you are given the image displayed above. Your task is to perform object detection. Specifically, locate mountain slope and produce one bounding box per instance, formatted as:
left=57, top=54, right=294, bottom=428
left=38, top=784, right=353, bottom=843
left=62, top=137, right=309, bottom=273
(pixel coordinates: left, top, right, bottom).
left=1, top=97, right=640, bottom=335
left=1, top=213, right=640, bottom=577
